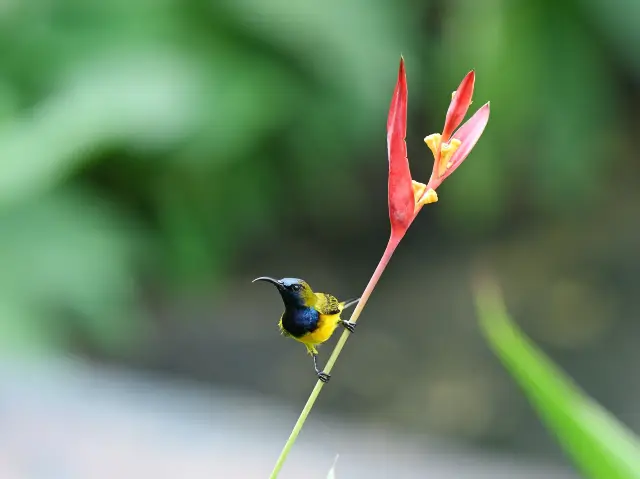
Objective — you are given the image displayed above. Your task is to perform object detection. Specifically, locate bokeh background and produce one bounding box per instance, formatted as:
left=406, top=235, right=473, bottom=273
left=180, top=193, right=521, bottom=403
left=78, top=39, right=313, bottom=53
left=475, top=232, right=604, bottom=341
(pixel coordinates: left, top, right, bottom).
left=0, top=0, right=639, bottom=477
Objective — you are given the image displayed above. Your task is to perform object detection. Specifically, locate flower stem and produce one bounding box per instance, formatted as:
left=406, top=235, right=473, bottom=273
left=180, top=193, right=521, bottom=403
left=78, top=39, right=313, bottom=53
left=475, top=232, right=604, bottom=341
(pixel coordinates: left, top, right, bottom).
left=268, top=233, right=404, bottom=479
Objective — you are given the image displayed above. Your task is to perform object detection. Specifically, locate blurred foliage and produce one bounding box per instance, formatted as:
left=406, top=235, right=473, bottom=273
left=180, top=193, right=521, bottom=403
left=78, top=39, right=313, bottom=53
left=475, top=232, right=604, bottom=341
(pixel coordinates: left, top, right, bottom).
left=0, top=0, right=638, bottom=365
left=0, top=0, right=416, bottom=353
left=436, top=0, right=639, bottom=229
left=476, top=279, right=640, bottom=479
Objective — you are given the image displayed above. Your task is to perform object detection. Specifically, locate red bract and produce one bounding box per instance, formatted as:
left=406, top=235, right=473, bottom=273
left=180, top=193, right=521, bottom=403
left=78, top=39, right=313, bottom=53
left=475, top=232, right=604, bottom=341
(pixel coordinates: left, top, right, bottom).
left=386, top=57, right=415, bottom=237
left=424, top=72, right=490, bottom=192
left=442, top=71, right=475, bottom=142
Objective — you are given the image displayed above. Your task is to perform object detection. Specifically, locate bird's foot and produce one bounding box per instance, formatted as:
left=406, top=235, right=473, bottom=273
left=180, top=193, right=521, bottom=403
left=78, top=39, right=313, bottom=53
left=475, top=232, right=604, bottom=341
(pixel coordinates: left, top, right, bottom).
left=340, top=320, right=356, bottom=333
left=317, top=371, right=331, bottom=383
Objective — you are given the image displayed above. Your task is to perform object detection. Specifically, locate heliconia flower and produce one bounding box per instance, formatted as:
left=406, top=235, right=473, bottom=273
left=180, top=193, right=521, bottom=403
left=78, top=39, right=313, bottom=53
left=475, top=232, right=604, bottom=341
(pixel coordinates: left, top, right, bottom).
left=386, top=57, right=416, bottom=237
left=386, top=60, right=489, bottom=233
left=423, top=71, right=490, bottom=193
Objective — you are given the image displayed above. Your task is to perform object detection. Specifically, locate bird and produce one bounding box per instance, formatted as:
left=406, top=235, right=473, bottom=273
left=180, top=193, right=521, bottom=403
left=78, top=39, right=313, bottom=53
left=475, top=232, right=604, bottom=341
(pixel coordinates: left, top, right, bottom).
left=252, top=276, right=360, bottom=382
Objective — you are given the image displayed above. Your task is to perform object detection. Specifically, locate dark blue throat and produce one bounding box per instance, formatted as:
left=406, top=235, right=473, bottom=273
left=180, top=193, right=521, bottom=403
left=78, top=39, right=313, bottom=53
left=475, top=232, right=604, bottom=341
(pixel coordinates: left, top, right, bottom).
left=279, top=289, right=307, bottom=308
left=281, top=306, right=320, bottom=338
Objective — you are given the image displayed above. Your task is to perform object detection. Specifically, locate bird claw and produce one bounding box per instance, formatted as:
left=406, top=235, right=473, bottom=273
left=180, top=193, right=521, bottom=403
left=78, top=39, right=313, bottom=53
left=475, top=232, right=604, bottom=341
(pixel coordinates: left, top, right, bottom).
left=340, top=320, right=356, bottom=333
left=317, top=371, right=331, bottom=383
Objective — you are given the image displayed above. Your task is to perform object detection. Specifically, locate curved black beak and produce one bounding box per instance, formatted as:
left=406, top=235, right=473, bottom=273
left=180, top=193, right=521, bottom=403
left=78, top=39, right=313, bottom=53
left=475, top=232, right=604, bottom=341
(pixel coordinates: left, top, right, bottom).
left=252, top=276, right=283, bottom=290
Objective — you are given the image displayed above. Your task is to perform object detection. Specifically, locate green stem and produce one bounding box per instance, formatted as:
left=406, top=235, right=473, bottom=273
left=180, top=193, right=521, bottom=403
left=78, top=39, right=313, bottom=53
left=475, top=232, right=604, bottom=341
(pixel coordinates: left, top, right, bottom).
left=268, top=234, right=403, bottom=478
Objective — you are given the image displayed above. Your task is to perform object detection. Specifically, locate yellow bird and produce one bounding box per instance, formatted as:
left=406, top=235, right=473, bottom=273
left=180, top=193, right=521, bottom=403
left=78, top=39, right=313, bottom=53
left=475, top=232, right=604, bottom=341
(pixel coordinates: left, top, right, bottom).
left=253, top=276, right=360, bottom=382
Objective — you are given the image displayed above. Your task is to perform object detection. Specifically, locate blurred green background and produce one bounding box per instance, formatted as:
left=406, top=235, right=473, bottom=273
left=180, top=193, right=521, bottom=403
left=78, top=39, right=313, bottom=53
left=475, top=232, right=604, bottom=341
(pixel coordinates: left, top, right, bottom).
left=1, top=0, right=639, bottom=473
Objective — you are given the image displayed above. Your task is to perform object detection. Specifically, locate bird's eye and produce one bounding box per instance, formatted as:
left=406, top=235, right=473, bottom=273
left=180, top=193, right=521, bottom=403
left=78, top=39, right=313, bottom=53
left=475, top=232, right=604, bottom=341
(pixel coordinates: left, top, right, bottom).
left=292, top=284, right=301, bottom=291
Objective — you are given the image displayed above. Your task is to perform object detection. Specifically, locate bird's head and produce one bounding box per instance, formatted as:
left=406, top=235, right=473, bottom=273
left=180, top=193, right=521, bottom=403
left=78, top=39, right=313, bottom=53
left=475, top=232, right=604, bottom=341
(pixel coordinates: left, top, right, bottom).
left=252, top=276, right=316, bottom=308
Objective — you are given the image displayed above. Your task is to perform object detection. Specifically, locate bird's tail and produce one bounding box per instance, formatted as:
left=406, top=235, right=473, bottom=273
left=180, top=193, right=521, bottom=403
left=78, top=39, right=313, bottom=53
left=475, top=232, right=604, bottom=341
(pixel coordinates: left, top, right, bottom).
left=341, top=297, right=361, bottom=310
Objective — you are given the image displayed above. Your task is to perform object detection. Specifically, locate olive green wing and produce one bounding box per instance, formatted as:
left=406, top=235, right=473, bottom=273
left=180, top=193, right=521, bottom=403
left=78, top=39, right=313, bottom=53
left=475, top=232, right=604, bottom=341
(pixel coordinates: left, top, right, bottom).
left=314, top=293, right=342, bottom=315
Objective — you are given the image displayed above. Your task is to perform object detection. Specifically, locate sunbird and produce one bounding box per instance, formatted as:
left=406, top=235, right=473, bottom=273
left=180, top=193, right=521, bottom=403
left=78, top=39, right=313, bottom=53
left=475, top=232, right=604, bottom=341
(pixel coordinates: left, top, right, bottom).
left=253, top=277, right=360, bottom=382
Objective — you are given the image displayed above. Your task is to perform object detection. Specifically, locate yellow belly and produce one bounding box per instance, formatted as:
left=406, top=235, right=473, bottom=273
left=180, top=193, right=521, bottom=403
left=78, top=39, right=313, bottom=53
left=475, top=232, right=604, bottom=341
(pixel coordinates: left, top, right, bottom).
left=300, top=313, right=341, bottom=345
left=277, top=313, right=342, bottom=355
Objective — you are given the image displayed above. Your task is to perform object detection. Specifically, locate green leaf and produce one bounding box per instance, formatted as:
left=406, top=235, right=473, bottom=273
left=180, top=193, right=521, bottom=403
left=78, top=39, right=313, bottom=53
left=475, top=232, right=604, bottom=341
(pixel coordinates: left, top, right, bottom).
left=475, top=280, right=640, bottom=479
